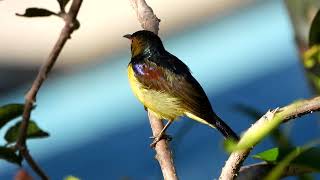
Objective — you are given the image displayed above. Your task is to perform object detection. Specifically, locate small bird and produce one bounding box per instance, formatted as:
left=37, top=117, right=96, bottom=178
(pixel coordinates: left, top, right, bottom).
left=124, top=30, right=239, bottom=147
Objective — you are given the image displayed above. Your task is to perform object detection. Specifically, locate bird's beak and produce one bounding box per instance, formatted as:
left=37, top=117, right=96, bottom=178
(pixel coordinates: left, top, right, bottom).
left=123, top=34, right=132, bottom=39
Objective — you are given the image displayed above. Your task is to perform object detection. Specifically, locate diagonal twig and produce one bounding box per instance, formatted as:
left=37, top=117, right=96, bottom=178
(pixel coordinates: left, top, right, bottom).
left=15, top=0, right=83, bottom=179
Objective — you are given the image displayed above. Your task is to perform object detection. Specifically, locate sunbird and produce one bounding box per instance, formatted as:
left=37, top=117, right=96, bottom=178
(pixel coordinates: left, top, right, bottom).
left=124, top=30, right=239, bottom=146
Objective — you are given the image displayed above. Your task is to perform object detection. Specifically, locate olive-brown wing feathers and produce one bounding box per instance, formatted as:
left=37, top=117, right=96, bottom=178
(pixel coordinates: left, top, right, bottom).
left=131, top=56, right=215, bottom=122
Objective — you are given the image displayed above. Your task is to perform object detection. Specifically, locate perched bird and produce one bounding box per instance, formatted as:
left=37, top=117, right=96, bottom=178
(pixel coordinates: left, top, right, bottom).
left=124, top=30, right=239, bottom=146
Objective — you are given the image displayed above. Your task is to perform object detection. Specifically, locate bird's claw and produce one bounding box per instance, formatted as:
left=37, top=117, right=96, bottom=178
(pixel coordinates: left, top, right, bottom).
left=149, top=134, right=172, bottom=148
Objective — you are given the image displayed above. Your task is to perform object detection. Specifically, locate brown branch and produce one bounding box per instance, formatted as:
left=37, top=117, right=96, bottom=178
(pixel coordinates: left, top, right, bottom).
left=129, top=0, right=177, bottom=180
left=219, top=96, right=320, bottom=180
left=19, top=147, right=46, bottom=179
left=129, top=0, right=160, bottom=34
left=280, top=96, right=320, bottom=122
left=219, top=148, right=251, bottom=180
left=238, top=162, right=314, bottom=180
left=148, top=111, right=178, bottom=180
left=15, top=0, right=83, bottom=179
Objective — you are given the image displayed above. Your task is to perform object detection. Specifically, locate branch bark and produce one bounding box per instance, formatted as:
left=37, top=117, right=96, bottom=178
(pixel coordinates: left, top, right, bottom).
left=129, top=0, right=177, bottom=180
left=129, top=0, right=160, bottom=34
left=219, top=96, right=320, bottom=180
left=219, top=148, right=251, bottom=180
left=15, top=0, right=83, bottom=179
left=148, top=111, right=178, bottom=180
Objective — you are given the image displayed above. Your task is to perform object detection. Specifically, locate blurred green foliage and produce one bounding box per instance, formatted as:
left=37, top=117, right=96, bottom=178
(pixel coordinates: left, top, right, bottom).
left=0, top=104, right=49, bottom=166
left=5, top=120, right=49, bottom=144
left=304, top=9, right=320, bottom=93
left=262, top=143, right=320, bottom=180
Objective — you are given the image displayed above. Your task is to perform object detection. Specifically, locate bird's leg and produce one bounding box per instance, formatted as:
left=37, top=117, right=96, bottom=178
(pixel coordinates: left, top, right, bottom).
left=150, top=120, right=173, bottom=148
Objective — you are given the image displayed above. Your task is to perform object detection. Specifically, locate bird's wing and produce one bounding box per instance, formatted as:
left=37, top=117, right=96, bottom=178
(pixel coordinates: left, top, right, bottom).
left=132, top=55, right=214, bottom=121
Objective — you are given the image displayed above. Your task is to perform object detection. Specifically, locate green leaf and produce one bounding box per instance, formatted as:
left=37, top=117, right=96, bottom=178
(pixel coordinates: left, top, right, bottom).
left=0, top=146, right=22, bottom=166
left=264, top=147, right=304, bottom=180
left=16, top=8, right=56, bottom=17
left=0, top=104, right=25, bottom=129
left=5, top=120, right=49, bottom=144
left=254, top=146, right=320, bottom=175
left=58, top=0, right=71, bottom=10
left=252, top=147, right=280, bottom=162
left=309, top=9, right=320, bottom=46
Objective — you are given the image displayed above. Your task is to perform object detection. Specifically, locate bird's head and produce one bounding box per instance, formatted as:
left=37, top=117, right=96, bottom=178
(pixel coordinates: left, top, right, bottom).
left=123, top=30, right=165, bottom=58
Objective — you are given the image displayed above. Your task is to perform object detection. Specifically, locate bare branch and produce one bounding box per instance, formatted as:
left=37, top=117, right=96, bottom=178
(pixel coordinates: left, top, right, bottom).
left=19, top=146, right=46, bottom=179
left=238, top=162, right=315, bottom=180
left=148, top=111, right=178, bottom=180
left=15, top=0, right=83, bottom=179
left=219, top=96, right=320, bottom=180
left=219, top=148, right=251, bottom=180
left=280, top=96, right=320, bottom=122
left=129, top=0, right=177, bottom=179
left=130, top=0, right=160, bottom=34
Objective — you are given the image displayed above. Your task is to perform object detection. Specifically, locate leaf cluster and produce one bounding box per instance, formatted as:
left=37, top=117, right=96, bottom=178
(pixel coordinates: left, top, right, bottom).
left=0, top=104, right=49, bottom=166
left=16, top=0, right=71, bottom=18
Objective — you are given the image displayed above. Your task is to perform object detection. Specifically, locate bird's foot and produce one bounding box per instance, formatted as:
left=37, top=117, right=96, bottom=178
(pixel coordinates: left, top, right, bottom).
left=149, top=134, right=172, bottom=148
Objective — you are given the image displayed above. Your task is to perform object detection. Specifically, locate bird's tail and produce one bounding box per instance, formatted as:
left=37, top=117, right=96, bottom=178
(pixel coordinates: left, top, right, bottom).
left=185, top=112, right=239, bottom=141
left=209, top=113, right=239, bottom=141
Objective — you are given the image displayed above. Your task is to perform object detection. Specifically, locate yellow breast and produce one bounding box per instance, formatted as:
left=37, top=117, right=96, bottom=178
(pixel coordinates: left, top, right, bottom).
left=127, top=64, right=145, bottom=103
left=127, top=64, right=184, bottom=120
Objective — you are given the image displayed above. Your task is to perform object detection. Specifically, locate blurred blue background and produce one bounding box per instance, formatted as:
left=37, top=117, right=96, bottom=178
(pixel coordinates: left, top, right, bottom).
left=1, top=0, right=319, bottom=179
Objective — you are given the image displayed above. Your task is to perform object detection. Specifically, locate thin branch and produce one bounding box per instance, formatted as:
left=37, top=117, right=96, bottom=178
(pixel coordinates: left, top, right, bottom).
left=15, top=0, right=83, bottom=179
left=219, top=148, right=251, bottom=180
left=129, top=0, right=160, bottom=34
left=148, top=111, right=178, bottom=180
left=129, top=0, right=177, bottom=180
left=219, top=96, right=320, bottom=180
left=19, top=147, right=47, bottom=180
left=237, top=162, right=315, bottom=180
left=280, top=96, right=320, bottom=122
